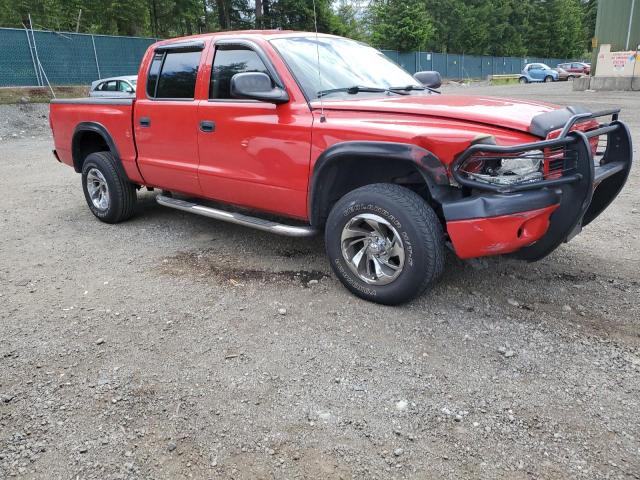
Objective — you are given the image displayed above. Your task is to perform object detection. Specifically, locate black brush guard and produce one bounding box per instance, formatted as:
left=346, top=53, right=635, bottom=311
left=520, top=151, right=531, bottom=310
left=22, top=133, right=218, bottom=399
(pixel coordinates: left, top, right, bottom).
left=450, top=109, right=633, bottom=261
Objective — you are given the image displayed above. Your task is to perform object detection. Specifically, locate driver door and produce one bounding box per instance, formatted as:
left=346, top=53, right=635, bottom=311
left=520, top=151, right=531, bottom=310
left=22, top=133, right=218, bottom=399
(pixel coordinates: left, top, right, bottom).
left=529, top=64, right=543, bottom=81
left=196, top=41, right=313, bottom=219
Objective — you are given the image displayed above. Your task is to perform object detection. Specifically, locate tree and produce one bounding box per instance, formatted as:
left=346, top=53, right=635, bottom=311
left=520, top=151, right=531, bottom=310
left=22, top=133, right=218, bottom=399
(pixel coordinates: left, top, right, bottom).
left=369, top=0, right=434, bottom=51
left=0, top=0, right=594, bottom=58
left=582, top=0, right=597, bottom=52
left=333, top=0, right=366, bottom=41
left=264, top=0, right=336, bottom=32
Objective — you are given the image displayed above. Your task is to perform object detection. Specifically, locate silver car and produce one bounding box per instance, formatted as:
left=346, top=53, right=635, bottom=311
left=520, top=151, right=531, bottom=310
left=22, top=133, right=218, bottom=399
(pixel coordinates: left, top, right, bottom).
left=89, top=76, right=137, bottom=97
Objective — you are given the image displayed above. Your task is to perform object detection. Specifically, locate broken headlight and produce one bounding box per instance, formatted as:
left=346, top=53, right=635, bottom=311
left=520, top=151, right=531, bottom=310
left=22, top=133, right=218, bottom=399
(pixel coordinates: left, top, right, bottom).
left=460, top=150, right=545, bottom=186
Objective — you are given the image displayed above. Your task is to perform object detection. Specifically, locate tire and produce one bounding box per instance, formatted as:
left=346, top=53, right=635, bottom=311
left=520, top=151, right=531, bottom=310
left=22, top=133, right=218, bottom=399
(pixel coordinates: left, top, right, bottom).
left=544, top=75, right=553, bottom=83
left=519, top=77, right=528, bottom=84
left=325, top=183, right=445, bottom=305
left=567, top=75, right=574, bottom=81
left=81, top=151, right=136, bottom=223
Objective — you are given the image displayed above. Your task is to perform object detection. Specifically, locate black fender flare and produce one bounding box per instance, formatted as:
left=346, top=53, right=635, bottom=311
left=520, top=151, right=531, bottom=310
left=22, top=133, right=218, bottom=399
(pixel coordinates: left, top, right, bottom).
left=308, top=141, right=450, bottom=227
left=72, top=122, right=129, bottom=180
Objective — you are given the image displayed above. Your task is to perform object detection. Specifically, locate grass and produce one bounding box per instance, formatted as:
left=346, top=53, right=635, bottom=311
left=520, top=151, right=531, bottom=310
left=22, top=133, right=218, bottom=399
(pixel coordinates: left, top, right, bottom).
left=0, top=86, right=89, bottom=104
left=490, top=75, right=521, bottom=86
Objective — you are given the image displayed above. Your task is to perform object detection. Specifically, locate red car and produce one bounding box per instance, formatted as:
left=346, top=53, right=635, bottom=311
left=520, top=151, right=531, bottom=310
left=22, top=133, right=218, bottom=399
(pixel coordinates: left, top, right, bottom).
left=49, top=31, right=632, bottom=305
left=558, top=62, right=591, bottom=75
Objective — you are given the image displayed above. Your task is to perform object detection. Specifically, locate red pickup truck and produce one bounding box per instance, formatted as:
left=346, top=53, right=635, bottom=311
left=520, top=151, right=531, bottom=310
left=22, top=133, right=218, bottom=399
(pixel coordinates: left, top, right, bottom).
left=50, top=31, right=632, bottom=305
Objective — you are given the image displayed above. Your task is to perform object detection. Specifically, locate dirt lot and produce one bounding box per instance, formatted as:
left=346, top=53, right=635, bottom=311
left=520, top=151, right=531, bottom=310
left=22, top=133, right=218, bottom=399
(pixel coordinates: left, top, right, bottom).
left=1, top=82, right=639, bottom=479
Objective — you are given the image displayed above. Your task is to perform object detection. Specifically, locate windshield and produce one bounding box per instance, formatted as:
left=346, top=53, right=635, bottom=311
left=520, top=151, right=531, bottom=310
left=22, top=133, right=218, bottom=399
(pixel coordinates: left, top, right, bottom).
left=271, top=36, right=423, bottom=100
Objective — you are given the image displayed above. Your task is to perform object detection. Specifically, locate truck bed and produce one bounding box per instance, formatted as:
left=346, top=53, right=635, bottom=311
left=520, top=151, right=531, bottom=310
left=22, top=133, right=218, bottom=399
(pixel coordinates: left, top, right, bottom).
left=49, top=97, right=142, bottom=183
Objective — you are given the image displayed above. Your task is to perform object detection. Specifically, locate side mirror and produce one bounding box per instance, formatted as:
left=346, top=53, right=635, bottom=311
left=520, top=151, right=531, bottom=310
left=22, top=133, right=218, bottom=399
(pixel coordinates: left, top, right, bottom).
left=413, top=71, right=442, bottom=89
left=230, top=72, right=289, bottom=104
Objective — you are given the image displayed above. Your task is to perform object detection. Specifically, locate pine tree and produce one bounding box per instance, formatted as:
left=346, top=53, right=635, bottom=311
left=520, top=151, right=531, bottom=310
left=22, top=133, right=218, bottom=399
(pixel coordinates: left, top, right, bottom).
left=370, top=0, right=434, bottom=51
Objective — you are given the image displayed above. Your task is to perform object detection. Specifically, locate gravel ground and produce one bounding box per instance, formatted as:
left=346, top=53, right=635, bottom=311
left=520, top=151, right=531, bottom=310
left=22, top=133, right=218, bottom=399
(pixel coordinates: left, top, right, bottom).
left=1, top=82, right=639, bottom=479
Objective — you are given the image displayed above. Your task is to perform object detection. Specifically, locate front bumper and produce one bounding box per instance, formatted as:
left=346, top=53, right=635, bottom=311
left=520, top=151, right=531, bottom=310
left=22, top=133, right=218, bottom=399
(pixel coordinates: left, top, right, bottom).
left=442, top=110, right=633, bottom=261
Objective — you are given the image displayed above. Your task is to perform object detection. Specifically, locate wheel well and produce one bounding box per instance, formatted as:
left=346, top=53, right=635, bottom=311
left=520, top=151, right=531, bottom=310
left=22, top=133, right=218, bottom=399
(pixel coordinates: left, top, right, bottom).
left=72, top=130, right=110, bottom=173
left=310, top=156, right=436, bottom=227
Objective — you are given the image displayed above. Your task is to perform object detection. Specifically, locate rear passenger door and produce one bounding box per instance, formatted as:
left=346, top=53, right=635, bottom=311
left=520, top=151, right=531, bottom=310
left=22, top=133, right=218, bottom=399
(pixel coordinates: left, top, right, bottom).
left=134, top=43, right=206, bottom=196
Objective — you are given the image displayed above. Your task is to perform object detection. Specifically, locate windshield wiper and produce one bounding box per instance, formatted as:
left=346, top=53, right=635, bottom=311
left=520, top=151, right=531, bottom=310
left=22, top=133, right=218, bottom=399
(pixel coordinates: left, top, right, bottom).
left=390, top=85, right=425, bottom=91
left=390, top=84, right=441, bottom=94
left=317, top=85, right=408, bottom=98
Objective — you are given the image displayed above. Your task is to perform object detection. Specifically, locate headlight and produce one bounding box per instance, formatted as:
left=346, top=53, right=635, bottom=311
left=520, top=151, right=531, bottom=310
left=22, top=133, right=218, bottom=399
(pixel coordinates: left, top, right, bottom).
left=462, top=150, right=544, bottom=186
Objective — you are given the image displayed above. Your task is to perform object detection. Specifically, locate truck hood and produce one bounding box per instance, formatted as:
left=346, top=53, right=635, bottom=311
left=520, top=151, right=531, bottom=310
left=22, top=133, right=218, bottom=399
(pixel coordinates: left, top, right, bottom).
left=313, top=94, right=559, bottom=136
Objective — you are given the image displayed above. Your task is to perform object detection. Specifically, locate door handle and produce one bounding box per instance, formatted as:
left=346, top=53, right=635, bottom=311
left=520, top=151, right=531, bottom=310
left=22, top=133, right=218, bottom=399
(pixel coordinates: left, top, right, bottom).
left=200, top=120, right=215, bottom=133
left=139, top=117, right=151, bottom=127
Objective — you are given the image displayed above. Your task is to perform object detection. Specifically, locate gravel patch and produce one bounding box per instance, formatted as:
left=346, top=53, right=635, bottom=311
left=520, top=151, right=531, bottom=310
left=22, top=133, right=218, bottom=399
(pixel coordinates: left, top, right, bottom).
left=1, top=82, right=639, bottom=479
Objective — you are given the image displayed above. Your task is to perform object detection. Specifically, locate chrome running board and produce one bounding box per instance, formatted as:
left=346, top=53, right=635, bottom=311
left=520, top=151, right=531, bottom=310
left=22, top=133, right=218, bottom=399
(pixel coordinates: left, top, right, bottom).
left=156, top=195, right=317, bottom=237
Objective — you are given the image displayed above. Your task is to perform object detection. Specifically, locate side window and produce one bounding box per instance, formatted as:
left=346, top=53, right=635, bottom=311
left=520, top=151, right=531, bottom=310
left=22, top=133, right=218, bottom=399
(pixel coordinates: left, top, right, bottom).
left=146, top=50, right=202, bottom=99
left=156, top=51, right=201, bottom=98
left=210, top=46, right=270, bottom=100
left=103, top=81, right=117, bottom=91
left=146, top=52, right=163, bottom=97
left=118, top=81, right=131, bottom=92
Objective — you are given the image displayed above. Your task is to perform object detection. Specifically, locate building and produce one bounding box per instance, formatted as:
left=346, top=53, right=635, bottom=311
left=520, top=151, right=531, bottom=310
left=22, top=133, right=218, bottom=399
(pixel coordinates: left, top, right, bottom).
left=592, top=0, right=639, bottom=67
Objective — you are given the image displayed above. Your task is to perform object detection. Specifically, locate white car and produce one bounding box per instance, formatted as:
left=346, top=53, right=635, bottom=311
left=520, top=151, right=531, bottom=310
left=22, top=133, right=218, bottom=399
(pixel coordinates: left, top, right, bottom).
left=89, top=76, right=137, bottom=97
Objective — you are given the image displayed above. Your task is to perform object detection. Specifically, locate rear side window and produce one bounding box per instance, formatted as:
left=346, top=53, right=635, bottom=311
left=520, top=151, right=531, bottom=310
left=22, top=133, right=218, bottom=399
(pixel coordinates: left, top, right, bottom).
left=146, top=53, right=163, bottom=97
left=210, top=46, right=270, bottom=99
left=146, top=50, right=202, bottom=99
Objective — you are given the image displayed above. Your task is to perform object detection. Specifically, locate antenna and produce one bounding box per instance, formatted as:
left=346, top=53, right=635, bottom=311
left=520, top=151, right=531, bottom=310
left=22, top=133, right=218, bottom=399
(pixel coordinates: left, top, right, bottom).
left=312, top=0, right=326, bottom=122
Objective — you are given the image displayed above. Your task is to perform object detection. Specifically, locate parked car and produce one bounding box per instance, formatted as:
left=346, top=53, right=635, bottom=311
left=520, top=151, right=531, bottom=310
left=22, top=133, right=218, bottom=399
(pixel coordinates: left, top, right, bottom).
left=558, top=62, right=591, bottom=75
left=49, top=32, right=632, bottom=305
left=89, top=76, right=137, bottom=97
left=519, top=63, right=559, bottom=83
left=553, top=67, right=584, bottom=81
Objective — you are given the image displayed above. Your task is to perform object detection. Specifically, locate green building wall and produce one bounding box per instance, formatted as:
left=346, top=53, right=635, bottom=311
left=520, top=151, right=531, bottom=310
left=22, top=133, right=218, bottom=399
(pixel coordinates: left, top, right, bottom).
left=592, top=0, right=640, bottom=70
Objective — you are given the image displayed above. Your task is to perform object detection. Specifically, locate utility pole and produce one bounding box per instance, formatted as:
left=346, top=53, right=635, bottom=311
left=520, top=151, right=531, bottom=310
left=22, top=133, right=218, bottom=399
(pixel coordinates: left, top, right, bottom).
left=627, top=0, right=637, bottom=50
left=76, top=9, right=82, bottom=33
left=256, top=0, right=263, bottom=28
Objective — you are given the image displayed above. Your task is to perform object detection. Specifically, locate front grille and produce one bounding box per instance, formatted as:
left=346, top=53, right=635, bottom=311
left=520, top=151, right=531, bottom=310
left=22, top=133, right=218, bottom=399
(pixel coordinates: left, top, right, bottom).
left=543, top=145, right=577, bottom=180
left=593, top=134, right=607, bottom=167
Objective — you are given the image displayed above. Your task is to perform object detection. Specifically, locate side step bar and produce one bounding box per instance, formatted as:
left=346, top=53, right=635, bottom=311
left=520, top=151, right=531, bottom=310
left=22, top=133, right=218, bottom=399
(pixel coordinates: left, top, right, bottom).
left=156, top=195, right=317, bottom=237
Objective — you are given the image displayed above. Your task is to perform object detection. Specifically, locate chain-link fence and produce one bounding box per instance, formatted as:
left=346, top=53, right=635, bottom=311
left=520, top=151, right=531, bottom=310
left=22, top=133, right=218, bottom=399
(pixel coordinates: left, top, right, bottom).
left=380, top=50, right=575, bottom=80
left=0, top=27, right=155, bottom=87
left=0, top=27, right=577, bottom=87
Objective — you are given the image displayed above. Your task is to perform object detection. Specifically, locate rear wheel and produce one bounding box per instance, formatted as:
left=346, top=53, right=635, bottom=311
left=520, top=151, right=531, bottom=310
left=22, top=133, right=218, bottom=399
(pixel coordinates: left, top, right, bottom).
left=519, top=77, right=528, bottom=84
left=325, top=183, right=445, bottom=305
left=567, top=75, right=575, bottom=81
left=544, top=75, right=554, bottom=83
left=81, top=151, right=136, bottom=223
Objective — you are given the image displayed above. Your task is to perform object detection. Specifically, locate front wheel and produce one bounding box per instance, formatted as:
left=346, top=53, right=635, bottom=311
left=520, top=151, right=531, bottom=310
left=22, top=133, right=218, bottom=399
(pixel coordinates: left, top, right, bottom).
left=325, top=183, right=445, bottom=305
left=519, top=77, right=528, bottom=84
left=544, top=75, right=554, bottom=83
